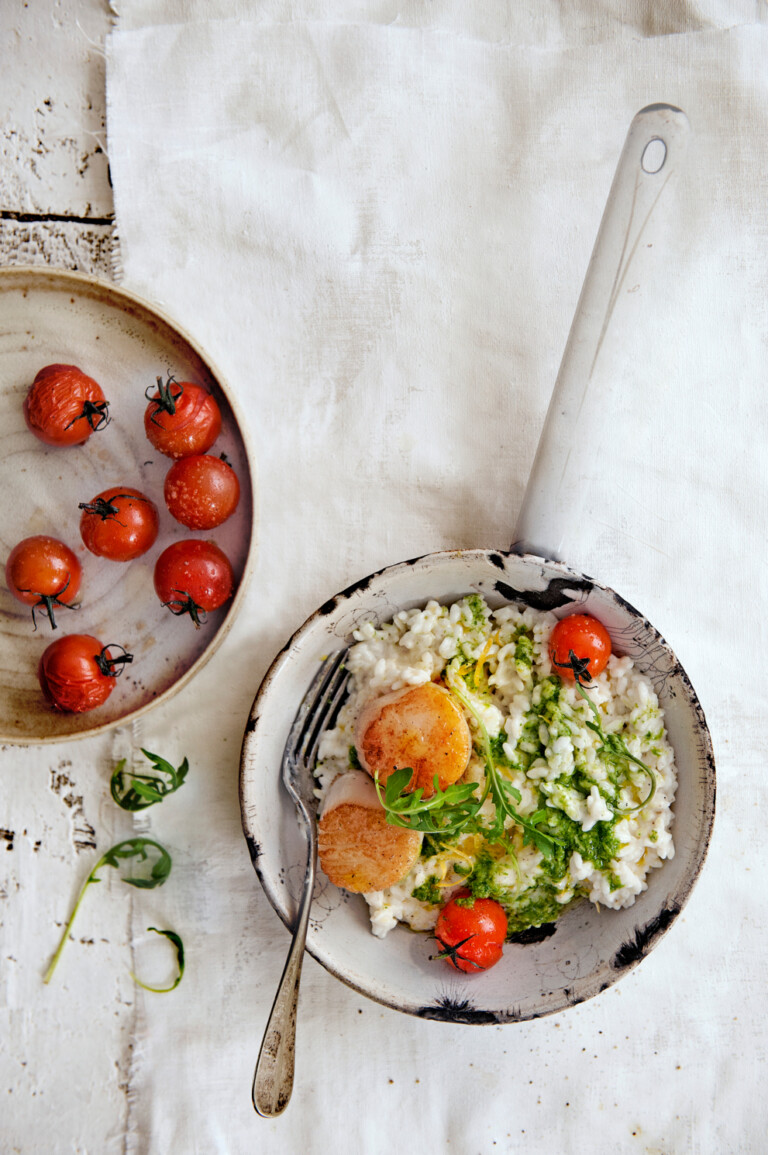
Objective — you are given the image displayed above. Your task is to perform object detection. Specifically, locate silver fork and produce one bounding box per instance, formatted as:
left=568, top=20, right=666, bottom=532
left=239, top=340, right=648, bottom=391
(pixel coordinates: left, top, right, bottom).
left=252, top=648, right=350, bottom=1117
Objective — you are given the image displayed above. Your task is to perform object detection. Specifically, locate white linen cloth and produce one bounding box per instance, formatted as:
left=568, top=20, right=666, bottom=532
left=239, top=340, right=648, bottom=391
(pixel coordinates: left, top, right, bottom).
left=41, top=10, right=767, bottom=1153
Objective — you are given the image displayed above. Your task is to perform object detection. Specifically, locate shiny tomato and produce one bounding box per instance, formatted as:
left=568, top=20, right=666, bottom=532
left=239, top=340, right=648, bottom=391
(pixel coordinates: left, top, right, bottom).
left=144, top=374, right=222, bottom=459
left=38, top=634, right=133, bottom=713
left=154, top=539, right=234, bottom=627
left=433, top=889, right=508, bottom=973
left=163, top=454, right=240, bottom=530
left=548, top=613, right=612, bottom=683
left=79, top=486, right=159, bottom=561
left=24, top=364, right=110, bottom=447
left=5, top=535, right=82, bottom=629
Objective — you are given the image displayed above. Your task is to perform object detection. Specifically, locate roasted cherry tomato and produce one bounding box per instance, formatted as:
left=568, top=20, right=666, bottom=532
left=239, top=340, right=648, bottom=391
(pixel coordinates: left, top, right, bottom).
left=153, top=539, right=234, bottom=627
left=433, top=889, right=508, bottom=973
left=24, top=364, right=110, bottom=447
left=548, top=613, right=612, bottom=683
left=5, top=535, right=82, bottom=630
left=38, top=634, right=133, bottom=713
left=163, top=453, right=240, bottom=530
left=79, top=486, right=159, bottom=561
left=143, top=374, right=222, bottom=459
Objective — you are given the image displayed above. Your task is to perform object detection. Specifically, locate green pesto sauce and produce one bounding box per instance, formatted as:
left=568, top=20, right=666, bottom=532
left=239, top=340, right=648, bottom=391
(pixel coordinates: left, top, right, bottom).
left=506, top=885, right=572, bottom=935
left=412, top=876, right=443, bottom=905
left=540, top=806, right=621, bottom=876
left=420, top=831, right=458, bottom=858
left=465, top=594, right=487, bottom=627
left=458, top=851, right=508, bottom=903
left=488, top=732, right=517, bottom=770
left=348, top=745, right=362, bottom=769
left=448, top=805, right=621, bottom=935
left=514, top=631, right=534, bottom=669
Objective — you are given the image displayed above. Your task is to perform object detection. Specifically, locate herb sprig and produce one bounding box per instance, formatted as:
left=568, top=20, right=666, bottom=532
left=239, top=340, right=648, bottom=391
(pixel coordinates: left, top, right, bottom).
left=132, top=927, right=185, bottom=994
left=557, top=648, right=656, bottom=814
left=110, top=749, right=189, bottom=811
left=445, top=665, right=561, bottom=859
left=44, top=838, right=173, bottom=984
left=374, top=766, right=482, bottom=837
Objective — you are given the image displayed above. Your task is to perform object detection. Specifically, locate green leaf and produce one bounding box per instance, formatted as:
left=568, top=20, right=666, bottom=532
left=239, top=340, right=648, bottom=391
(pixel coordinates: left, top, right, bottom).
left=445, top=665, right=562, bottom=861
left=375, top=768, right=482, bottom=836
left=384, top=766, right=416, bottom=805
left=131, top=927, right=185, bottom=993
left=43, top=838, right=173, bottom=985
left=110, top=750, right=189, bottom=812
left=98, top=838, right=172, bottom=889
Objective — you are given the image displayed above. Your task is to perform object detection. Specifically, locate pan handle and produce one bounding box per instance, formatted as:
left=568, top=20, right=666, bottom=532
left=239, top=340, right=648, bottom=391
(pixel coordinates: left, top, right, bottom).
left=511, top=104, right=690, bottom=562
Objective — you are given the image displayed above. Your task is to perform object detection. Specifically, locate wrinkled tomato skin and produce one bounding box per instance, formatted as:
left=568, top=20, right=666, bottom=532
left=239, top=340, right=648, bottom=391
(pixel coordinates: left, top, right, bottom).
left=163, top=454, right=240, bottom=530
left=5, top=535, right=82, bottom=608
left=79, top=486, right=159, bottom=562
left=548, top=613, right=612, bottom=681
left=154, top=540, right=234, bottom=614
left=144, top=382, right=222, bottom=459
left=38, top=634, right=117, bottom=713
left=434, top=889, right=508, bottom=973
left=24, top=364, right=108, bottom=447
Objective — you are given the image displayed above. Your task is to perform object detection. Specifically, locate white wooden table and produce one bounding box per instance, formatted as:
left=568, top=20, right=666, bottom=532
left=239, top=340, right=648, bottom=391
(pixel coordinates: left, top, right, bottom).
left=1, top=5, right=136, bottom=1149
left=4, top=6, right=767, bottom=1154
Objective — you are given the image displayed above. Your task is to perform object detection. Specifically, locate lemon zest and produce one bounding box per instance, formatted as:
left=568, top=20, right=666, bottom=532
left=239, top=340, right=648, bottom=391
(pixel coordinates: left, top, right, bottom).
left=474, top=636, right=494, bottom=684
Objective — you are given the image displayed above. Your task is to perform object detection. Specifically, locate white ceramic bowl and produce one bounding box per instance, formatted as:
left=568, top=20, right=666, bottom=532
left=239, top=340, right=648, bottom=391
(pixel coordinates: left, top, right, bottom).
left=240, top=549, right=715, bottom=1023
left=0, top=267, right=257, bottom=743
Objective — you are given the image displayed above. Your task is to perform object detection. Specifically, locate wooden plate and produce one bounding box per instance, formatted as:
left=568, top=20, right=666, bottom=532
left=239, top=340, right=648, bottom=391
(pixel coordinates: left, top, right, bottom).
left=0, top=267, right=257, bottom=743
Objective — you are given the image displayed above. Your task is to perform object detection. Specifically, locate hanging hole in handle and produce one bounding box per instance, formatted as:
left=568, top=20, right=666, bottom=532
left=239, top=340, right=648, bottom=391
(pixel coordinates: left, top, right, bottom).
left=641, top=137, right=667, bottom=174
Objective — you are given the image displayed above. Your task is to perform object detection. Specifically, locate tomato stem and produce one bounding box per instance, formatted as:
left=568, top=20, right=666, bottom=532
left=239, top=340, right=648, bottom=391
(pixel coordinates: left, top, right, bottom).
left=146, top=374, right=184, bottom=422
left=78, top=493, right=146, bottom=523
left=95, top=645, right=134, bottom=678
left=64, top=399, right=110, bottom=432
left=17, top=576, right=79, bottom=631
left=161, top=590, right=207, bottom=628
left=552, top=650, right=593, bottom=682
left=430, top=933, right=485, bottom=970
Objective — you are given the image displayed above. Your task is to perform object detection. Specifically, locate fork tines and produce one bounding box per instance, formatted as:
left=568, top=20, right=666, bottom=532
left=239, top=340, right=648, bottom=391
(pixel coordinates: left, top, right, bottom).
left=288, top=649, right=350, bottom=771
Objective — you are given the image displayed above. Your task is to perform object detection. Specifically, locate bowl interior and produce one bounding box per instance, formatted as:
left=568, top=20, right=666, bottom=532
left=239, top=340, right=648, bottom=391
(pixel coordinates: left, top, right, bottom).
left=0, top=268, right=256, bottom=743
left=240, top=549, right=715, bottom=1023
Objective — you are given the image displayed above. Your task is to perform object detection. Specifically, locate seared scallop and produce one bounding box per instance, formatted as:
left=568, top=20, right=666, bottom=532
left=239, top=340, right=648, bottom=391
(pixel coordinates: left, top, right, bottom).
left=355, top=681, right=471, bottom=797
left=318, top=771, right=422, bottom=893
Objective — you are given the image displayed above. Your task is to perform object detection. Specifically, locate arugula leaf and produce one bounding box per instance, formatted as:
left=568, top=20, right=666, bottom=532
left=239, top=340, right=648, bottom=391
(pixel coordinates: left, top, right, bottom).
left=110, top=749, right=189, bottom=811
left=571, top=673, right=656, bottom=813
left=131, top=927, right=185, bottom=993
left=445, top=665, right=561, bottom=859
left=375, top=767, right=483, bottom=836
left=43, top=838, right=173, bottom=984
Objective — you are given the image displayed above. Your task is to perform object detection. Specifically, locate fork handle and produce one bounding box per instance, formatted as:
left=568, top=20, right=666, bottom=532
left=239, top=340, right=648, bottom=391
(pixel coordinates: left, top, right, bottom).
left=252, top=844, right=316, bottom=1117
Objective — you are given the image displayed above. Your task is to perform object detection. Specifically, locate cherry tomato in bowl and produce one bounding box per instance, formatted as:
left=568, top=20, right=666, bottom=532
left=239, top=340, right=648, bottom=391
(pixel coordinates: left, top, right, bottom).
left=24, top=363, right=110, bottom=447
left=78, top=486, right=159, bottom=562
left=144, top=374, right=222, bottom=459
left=5, top=535, right=82, bottom=630
left=433, top=889, right=508, bottom=973
left=164, top=453, right=240, bottom=530
left=548, top=613, right=612, bottom=683
left=38, top=634, right=133, bottom=714
left=154, top=539, right=234, bottom=628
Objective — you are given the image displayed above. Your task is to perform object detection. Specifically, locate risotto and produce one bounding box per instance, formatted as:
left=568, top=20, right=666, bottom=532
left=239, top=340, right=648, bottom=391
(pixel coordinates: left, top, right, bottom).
left=315, top=594, right=676, bottom=940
